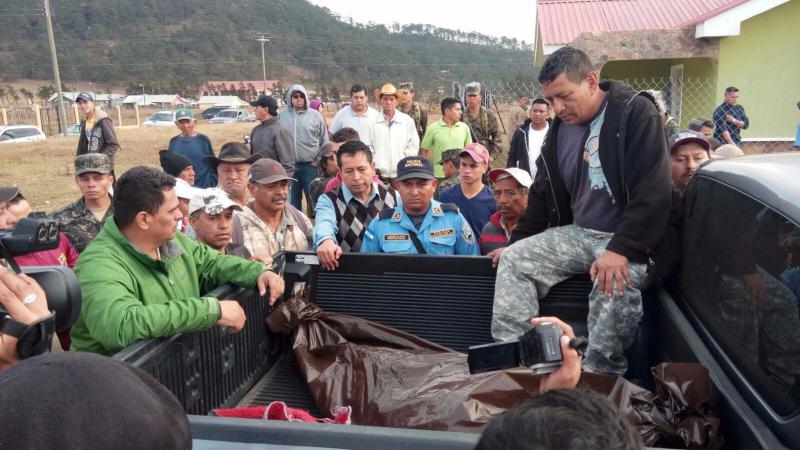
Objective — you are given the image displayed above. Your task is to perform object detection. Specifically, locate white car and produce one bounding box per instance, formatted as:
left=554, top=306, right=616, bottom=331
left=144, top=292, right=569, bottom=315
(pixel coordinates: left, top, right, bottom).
left=208, top=109, right=255, bottom=124
left=0, top=125, right=46, bottom=144
left=142, top=110, right=179, bottom=127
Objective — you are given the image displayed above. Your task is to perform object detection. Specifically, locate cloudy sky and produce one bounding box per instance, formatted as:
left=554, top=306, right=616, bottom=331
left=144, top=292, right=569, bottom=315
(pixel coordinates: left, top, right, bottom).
left=307, top=0, right=537, bottom=46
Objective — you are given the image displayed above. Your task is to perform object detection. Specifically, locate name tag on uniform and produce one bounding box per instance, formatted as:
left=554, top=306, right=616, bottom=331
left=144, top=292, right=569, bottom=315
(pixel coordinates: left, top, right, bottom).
left=384, top=233, right=410, bottom=241
left=429, top=228, right=455, bottom=238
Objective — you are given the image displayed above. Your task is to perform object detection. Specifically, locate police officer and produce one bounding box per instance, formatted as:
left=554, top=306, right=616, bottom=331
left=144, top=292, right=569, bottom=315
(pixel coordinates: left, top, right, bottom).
left=462, top=82, right=502, bottom=158
left=360, top=156, right=478, bottom=255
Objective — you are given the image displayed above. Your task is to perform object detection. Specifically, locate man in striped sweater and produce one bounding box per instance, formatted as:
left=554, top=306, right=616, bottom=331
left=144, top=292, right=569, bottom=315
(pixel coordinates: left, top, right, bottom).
left=479, top=168, right=532, bottom=265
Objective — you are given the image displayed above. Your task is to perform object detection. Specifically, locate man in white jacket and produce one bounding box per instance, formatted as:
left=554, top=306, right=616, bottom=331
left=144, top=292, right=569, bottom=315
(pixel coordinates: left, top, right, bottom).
left=363, top=83, right=419, bottom=186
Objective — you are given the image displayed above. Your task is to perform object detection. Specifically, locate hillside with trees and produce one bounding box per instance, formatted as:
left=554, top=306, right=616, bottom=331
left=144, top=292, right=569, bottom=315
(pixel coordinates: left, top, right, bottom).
left=0, top=0, right=535, bottom=99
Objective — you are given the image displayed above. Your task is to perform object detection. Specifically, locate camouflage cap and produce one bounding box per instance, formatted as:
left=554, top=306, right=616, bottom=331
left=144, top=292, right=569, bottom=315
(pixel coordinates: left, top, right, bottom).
left=465, top=82, right=481, bottom=95
left=75, top=153, right=112, bottom=175
left=399, top=82, right=414, bottom=92
left=438, top=148, right=462, bottom=165
left=188, top=188, right=242, bottom=216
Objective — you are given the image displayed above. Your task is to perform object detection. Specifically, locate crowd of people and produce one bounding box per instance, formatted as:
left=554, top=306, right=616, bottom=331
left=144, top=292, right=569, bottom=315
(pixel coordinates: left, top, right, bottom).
left=0, top=45, right=764, bottom=448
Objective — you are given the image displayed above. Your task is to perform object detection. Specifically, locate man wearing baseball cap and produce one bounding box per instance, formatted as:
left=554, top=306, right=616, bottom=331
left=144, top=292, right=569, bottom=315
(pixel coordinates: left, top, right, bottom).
left=188, top=188, right=250, bottom=259
left=76, top=91, right=121, bottom=167
left=0, top=187, right=21, bottom=228
left=438, top=143, right=497, bottom=238
left=204, top=142, right=262, bottom=206
left=230, top=159, right=312, bottom=261
left=50, top=153, right=115, bottom=253
left=167, top=108, right=217, bottom=188
left=249, top=95, right=296, bottom=178
left=669, top=130, right=710, bottom=193
left=434, top=148, right=461, bottom=199
left=480, top=168, right=532, bottom=259
left=360, top=156, right=477, bottom=255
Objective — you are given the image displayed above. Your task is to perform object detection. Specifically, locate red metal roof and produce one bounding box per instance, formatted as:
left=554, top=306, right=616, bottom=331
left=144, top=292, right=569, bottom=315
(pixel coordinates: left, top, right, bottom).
left=538, top=0, right=747, bottom=46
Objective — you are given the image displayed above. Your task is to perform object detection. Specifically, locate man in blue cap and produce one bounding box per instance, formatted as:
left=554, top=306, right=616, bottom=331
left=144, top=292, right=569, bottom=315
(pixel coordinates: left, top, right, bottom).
left=360, top=156, right=477, bottom=255
left=167, top=108, right=217, bottom=188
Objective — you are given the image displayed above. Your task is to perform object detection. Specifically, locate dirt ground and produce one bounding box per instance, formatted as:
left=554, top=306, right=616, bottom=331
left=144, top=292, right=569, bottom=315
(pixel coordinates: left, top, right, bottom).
left=0, top=122, right=254, bottom=211
left=1, top=105, right=516, bottom=212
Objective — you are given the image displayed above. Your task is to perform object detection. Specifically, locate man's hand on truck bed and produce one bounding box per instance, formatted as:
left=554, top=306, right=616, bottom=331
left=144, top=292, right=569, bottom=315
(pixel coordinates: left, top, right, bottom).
left=216, top=300, right=246, bottom=332
left=258, top=270, right=285, bottom=305
left=317, top=239, right=342, bottom=271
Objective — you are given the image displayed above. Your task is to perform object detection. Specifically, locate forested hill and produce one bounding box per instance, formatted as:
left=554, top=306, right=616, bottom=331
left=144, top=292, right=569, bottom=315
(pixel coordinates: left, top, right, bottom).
left=0, top=0, right=535, bottom=96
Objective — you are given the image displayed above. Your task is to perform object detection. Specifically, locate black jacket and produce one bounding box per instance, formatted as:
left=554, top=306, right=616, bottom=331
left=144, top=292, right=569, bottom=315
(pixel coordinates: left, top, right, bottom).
left=77, top=109, right=120, bottom=164
left=509, top=80, right=672, bottom=266
left=507, top=118, right=551, bottom=174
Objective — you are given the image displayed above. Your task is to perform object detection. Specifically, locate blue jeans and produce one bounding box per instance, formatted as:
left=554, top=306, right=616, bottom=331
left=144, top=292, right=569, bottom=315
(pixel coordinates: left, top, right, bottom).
left=290, top=162, right=317, bottom=214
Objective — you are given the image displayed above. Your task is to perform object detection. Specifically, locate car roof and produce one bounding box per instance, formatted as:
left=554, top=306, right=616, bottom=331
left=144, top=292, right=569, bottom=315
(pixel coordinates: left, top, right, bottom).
left=695, top=152, right=800, bottom=224
left=0, top=125, right=43, bottom=131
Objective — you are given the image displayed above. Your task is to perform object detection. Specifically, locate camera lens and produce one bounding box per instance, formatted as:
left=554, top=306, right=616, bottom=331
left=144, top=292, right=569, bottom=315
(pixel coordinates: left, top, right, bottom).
left=47, top=223, right=59, bottom=242
left=36, top=225, right=47, bottom=243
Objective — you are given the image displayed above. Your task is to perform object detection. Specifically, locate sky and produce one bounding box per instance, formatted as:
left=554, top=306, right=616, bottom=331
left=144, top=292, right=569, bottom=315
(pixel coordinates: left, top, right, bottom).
left=307, top=0, right=537, bottom=47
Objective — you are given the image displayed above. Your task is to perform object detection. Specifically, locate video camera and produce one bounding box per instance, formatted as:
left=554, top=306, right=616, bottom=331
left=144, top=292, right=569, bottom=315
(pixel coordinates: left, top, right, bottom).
left=467, top=321, right=588, bottom=375
left=0, top=217, right=82, bottom=357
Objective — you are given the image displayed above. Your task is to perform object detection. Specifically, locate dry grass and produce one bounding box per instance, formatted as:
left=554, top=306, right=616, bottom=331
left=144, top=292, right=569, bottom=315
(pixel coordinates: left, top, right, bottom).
left=0, top=122, right=254, bottom=211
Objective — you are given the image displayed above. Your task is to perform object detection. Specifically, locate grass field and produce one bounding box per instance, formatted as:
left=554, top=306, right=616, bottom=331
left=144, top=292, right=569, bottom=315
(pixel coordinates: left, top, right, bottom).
left=0, top=122, right=254, bottom=212
left=1, top=108, right=518, bottom=212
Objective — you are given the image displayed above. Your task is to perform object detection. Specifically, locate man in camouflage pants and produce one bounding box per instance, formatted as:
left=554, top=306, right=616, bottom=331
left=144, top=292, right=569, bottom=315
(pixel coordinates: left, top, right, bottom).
left=462, top=82, right=502, bottom=160
left=50, top=154, right=114, bottom=253
left=492, top=47, right=672, bottom=375
left=398, top=82, right=427, bottom=141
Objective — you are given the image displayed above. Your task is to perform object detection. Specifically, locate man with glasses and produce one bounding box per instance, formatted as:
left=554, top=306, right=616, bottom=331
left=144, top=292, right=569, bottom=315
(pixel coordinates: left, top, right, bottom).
left=279, top=85, right=329, bottom=214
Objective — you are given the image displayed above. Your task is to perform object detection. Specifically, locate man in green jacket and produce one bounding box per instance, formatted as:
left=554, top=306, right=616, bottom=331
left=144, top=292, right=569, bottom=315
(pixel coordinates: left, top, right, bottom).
left=70, top=166, right=285, bottom=355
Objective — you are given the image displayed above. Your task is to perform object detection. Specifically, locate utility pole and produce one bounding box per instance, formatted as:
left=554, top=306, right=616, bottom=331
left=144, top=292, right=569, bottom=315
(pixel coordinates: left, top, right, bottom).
left=255, top=34, right=270, bottom=95
left=44, top=0, right=67, bottom=135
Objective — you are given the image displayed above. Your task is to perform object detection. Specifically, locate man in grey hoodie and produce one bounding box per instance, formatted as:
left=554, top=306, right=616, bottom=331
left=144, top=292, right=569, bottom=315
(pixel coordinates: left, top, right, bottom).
left=278, top=84, right=329, bottom=213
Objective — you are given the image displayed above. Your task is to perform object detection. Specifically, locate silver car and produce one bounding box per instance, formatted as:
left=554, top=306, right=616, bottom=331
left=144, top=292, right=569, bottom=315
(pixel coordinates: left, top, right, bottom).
left=208, top=109, right=255, bottom=124
left=0, top=125, right=46, bottom=144
left=142, top=110, right=179, bottom=127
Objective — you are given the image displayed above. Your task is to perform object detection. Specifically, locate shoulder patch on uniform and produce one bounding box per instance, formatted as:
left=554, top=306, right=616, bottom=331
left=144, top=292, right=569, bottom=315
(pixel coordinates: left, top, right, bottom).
left=461, top=221, right=475, bottom=244
left=378, top=206, right=396, bottom=220
left=440, top=202, right=460, bottom=213
left=432, top=205, right=442, bottom=216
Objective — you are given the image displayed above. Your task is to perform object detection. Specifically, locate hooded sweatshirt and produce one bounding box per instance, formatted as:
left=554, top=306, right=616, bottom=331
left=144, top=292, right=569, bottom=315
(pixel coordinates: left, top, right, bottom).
left=278, top=85, right=329, bottom=163
left=77, top=108, right=121, bottom=163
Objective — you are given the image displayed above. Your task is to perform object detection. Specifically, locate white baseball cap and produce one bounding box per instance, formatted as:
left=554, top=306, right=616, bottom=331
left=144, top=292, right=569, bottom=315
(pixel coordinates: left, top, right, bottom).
left=174, top=178, right=199, bottom=200
left=488, top=167, right=533, bottom=188
left=188, top=188, right=242, bottom=216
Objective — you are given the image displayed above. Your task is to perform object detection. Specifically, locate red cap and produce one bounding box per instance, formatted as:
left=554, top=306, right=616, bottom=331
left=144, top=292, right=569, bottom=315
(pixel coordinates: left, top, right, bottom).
left=459, top=142, right=491, bottom=164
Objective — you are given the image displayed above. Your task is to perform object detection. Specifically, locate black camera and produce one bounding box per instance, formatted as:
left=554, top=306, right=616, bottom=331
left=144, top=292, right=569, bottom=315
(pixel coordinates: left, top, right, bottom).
left=0, top=217, right=82, bottom=332
left=468, top=321, right=585, bottom=375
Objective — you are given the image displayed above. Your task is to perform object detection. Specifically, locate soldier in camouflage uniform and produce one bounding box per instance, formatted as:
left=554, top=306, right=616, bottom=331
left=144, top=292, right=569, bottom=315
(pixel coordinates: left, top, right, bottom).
left=398, top=82, right=427, bottom=141
left=50, top=154, right=114, bottom=253
left=461, top=82, right=502, bottom=159
left=434, top=148, right=461, bottom=199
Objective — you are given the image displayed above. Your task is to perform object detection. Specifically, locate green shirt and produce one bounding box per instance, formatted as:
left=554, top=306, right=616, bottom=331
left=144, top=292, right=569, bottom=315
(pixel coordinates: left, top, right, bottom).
left=70, top=218, right=268, bottom=355
left=420, top=119, right=472, bottom=177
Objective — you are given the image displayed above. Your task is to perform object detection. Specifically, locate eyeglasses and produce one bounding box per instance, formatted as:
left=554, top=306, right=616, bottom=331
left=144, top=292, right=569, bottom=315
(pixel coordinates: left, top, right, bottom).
left=291, top=94, right=304, bottom=99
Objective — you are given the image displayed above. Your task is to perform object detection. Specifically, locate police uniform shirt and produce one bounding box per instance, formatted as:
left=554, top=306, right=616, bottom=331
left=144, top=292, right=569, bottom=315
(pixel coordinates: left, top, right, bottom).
left=359, top=199, right=478, bottom=255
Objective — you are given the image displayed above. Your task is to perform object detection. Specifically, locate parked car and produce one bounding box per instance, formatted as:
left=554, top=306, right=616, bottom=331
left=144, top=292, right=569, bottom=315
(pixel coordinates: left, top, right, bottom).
left=200, top=105, right=231, bottom=120
left=66, top=123, right=81, bottom=136
left=0, top=125, right=46, bottom=144
left=142, top=111, right=178, bottom=127
left=208, top=109, right=255, bottom=124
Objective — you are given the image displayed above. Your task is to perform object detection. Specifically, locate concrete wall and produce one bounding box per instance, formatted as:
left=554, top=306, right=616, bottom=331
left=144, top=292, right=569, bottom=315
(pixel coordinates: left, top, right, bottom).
left=717, top=0, right=800, bottom=139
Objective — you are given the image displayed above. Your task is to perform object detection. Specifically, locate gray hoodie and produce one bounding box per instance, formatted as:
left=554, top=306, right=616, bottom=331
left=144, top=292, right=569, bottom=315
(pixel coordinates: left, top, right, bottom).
left=278, top=84, right=329, bottom=163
